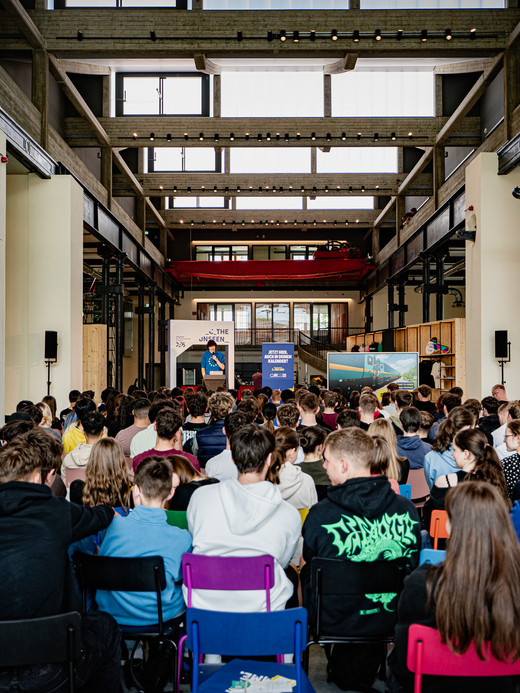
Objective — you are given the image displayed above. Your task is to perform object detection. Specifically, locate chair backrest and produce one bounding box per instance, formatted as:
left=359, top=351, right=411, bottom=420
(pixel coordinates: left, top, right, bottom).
left=182, top=553, right=275, bottom=611
left=310, top=556, right=407, bottom=640
left=399, top=484, right=412, bottom=500
left=419, top=549, right=446, bottom=566
left=165, top=509, right=189, bottom=530
left=64, top=467, right=87, bottom=487
left=407, top=624, right=520, bottom=693
left=0, top=611, right=82, bottom=667
left=510, top=501, right=520, bottom=542
left=429, top=509, right=449, bottom=550
left=407, top=469, right=430, bottom=505
left=186, top=607, right=307, bottom=691
left=74, top=553, right=166, bottom=632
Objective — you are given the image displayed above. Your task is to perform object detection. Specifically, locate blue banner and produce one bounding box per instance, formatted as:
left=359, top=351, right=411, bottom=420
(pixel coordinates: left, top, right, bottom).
left=262, top=343, right=295, bottom=389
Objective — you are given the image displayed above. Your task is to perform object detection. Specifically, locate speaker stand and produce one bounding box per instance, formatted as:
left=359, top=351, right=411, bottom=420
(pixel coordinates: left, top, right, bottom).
left=45, top=360, right=54, bottom=396
left=497, top=341, right=511, bottom=386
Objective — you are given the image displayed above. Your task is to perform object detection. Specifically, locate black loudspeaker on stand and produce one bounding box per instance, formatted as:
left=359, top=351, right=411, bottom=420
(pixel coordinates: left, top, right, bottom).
left=495, top=330, right=510, bottom=385
left=44, top=331, right=58, bottom=396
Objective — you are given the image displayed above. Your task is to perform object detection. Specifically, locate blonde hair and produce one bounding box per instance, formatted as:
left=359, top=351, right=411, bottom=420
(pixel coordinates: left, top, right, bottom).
left=82, top=438, right=132, bottom=511
left=36, top=401, right=52, bottom=428
left=367, top=418, right=405, bottom=482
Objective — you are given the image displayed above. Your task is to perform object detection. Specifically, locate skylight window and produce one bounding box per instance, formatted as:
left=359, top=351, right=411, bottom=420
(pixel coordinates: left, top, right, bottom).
left=317, top=148, right=398, bottom=174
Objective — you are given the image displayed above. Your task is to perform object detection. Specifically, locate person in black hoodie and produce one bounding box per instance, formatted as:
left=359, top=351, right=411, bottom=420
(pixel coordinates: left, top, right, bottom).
left=477, top=395, right=501, bottom=444
left=301, top=427, right=420, bottom=691
left=0, top=432, right=121, bottom=692
left=397, top=406, right=432, bottom=469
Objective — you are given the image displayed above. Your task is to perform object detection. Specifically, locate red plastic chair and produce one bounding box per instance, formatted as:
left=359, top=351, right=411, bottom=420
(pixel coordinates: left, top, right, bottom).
left=429, top=510, right=449, bottom=550
left=408, top=469, right=430, bottom=510
left=179, top=554, right=276, bottom=688
left=407, top=623, right=520, bottom=693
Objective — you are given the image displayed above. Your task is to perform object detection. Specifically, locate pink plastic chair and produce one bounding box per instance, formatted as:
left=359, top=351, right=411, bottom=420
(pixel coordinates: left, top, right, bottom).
left=408, top=469, right=430, bottom=510
left=64, top=467, right=86, bottom=487
left=179, top=553, right=276, bottom=688
left=407, top=624, right=520, bottom=693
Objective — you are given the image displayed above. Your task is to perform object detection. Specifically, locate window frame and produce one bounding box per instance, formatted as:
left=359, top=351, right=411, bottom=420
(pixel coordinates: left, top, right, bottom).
left=115, top=72, right=210, bottom=117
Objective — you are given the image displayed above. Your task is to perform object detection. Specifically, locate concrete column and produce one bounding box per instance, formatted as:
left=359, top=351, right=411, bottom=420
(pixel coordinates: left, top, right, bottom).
left=465, top=152, right=520, bottom=398
left=0, top=131, right=6, bottom=423
left=5, top=173, right=83, bottom=412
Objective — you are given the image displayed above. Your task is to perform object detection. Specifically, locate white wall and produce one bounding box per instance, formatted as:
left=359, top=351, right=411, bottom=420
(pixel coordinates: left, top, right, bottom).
left=5, top=173, right=83, bottom=413
left=465, top=152, right=520, bottom=399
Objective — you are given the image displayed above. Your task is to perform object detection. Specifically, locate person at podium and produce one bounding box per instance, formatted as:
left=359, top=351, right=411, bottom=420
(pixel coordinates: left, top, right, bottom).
left=201, top=339, right=226, bottom=378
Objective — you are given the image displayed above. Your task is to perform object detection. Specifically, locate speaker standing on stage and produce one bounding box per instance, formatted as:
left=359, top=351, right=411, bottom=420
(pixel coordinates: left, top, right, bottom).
left=201, top=339, right=226, bottom=378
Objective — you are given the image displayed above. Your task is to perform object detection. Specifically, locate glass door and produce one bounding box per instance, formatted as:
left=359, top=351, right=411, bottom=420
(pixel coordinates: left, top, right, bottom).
left=311, top=304, right=330, bottom=343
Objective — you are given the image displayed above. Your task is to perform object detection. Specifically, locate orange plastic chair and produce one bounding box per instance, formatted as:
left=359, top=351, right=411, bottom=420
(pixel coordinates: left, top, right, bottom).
left=429, top=509, right=449, bottom=550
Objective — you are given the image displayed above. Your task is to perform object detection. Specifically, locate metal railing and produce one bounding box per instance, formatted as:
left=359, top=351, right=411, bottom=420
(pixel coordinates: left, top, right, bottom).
left=234, top=326, right=364, bottom=348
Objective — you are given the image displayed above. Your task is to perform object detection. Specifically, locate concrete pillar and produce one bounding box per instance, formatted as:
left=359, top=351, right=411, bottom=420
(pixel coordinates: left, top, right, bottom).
left=0, top=131, right=6, bottom=423
left=465, top=152, right=520, bottom=399
left=5, top=173, right=83, bottom=412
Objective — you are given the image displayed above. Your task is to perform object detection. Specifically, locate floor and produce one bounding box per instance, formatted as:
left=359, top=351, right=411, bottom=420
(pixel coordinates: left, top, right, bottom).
left=121, top=644, right=387, bottom=693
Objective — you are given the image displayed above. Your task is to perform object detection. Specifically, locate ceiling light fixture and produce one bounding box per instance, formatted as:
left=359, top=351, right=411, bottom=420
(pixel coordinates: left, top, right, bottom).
left=331, top=29, right=338, bottom=40
left=374, top=29, right=382, bottom=41
left=353, top=29, right=360, bottom=42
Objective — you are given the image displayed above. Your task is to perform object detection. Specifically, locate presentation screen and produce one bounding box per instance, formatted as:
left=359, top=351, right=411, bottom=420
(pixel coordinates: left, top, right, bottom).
left=327, top=352, right=419, bottom=399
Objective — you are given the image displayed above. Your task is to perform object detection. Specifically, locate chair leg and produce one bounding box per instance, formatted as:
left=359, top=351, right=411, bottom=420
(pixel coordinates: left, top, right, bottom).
left=302, top=643, right=310, bottom=674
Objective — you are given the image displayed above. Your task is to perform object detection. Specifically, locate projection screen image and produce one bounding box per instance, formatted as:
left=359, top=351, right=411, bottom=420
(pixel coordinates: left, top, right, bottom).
left=327, top=352, right=419, bottom=400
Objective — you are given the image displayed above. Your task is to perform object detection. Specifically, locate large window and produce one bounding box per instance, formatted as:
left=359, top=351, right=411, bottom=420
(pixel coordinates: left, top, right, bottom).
left=252, top=245, right=287, bottom=260
left=116, top=73, right=209, bottom=116
left=332, top=70, right=434, bottom=117
left=361, top=0, right=503, bottom=6
left=236, top=197, right=303, bottom=210
left=170, top=197, right=227, bottom=209
left=194, top=245, right=249, bottom=261
left=151, top=148, right=220, bottom=172
left=230, top=148, right=311, bottom=174
left=205, top=0, right=346, bottom=7
left=317, top=148, right=398, bottom=174
left=221, top=72, right=323, bottom=117
left=289, top=245, right=317, bottom=260
left=307, top=196, right=374, bottom=210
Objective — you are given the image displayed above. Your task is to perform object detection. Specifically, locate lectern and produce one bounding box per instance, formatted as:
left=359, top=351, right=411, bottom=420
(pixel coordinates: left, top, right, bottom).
left=203, top=374, right=226, bottom=391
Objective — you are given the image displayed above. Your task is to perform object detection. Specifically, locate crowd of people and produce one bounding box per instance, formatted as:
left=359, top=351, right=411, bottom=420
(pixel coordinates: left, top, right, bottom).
left=0, top=379, right=519, bottom=692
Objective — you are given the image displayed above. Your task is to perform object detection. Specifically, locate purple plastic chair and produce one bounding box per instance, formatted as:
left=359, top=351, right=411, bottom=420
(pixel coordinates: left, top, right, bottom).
left=407, top=624, right=520, bottom=693
left=179, top=553, right=276, bottom=688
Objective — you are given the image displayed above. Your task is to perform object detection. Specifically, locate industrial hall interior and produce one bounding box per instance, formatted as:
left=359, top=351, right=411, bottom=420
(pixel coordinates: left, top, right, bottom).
left=0, top=0, right=518, bottom=410
left=2, top=1, right=520, bottom=693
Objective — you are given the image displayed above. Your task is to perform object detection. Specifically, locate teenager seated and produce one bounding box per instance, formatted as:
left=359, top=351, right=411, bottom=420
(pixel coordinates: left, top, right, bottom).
left=96, top=456, right=192, bottom=628
left=388, top=481, right=520, bottom=693
left=168, top=455, right=219, bottom=511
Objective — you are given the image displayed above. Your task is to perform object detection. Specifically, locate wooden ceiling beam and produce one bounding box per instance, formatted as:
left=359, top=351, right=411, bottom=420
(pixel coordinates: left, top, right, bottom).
left=64, top=115, right=482, bottom=148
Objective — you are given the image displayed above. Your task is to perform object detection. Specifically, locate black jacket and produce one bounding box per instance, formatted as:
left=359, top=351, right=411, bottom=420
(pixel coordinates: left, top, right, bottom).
left=302, top=475, right=421, bottom=567
left=0, top=481, right=113, bottom=620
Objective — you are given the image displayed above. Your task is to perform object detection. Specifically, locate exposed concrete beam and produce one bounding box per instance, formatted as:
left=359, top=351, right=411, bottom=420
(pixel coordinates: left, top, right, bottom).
left=58, top=59, right=112, bottom=75
left=323, top=53, right=358, bottom=74
left=193, top=52, right=221, bottom=75
left=48, top=54, right=111, bottom=147
left=164, top=208, right=378, bottom=227
left=112, top=149, right=165, bottom=229
left=436, top=51, right=504, bottom=146
left=398, top=147, right=433, bottom=195
left=0, top=0, right=45, bottom=49
left=373, top=197, right=396, bottom=228
left=433, top=58, right=494, bottom=74
left=113, top=172, right=432, bottom=197
left=2, top=9, right=517, bottom=56
left=64, top=115, right=482, bottom=148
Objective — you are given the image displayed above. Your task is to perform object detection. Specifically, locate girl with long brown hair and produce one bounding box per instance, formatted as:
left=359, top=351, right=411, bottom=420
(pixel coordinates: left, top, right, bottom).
left=273, top=427, right=317, bottom=509
left=423, top=428, right=509, bottom=532
left=388, top=481, right=520, bottom=692
left=79, top=437, right=132, bottom=513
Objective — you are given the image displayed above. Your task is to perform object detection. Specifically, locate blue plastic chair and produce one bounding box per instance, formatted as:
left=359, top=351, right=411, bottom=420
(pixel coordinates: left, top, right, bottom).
left=399, top=484, right=411, bottom=499
left=186, top=607, right=315, bottom=692
left=419, top=549, right=446, bottom=565
left=511, top=501, right=520, bottom=542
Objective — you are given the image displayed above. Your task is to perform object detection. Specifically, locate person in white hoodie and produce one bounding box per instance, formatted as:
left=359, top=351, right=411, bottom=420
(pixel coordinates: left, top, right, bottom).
left=273, top=426, right=318, bottom=510
left=61, top=411, right=105, bottom=484
left=186, top=424, right=301, bottom=612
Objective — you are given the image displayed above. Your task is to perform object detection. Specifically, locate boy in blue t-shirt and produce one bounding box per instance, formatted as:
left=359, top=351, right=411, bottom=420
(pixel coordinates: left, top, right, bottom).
left=96, top=456, right=192, bottom=627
